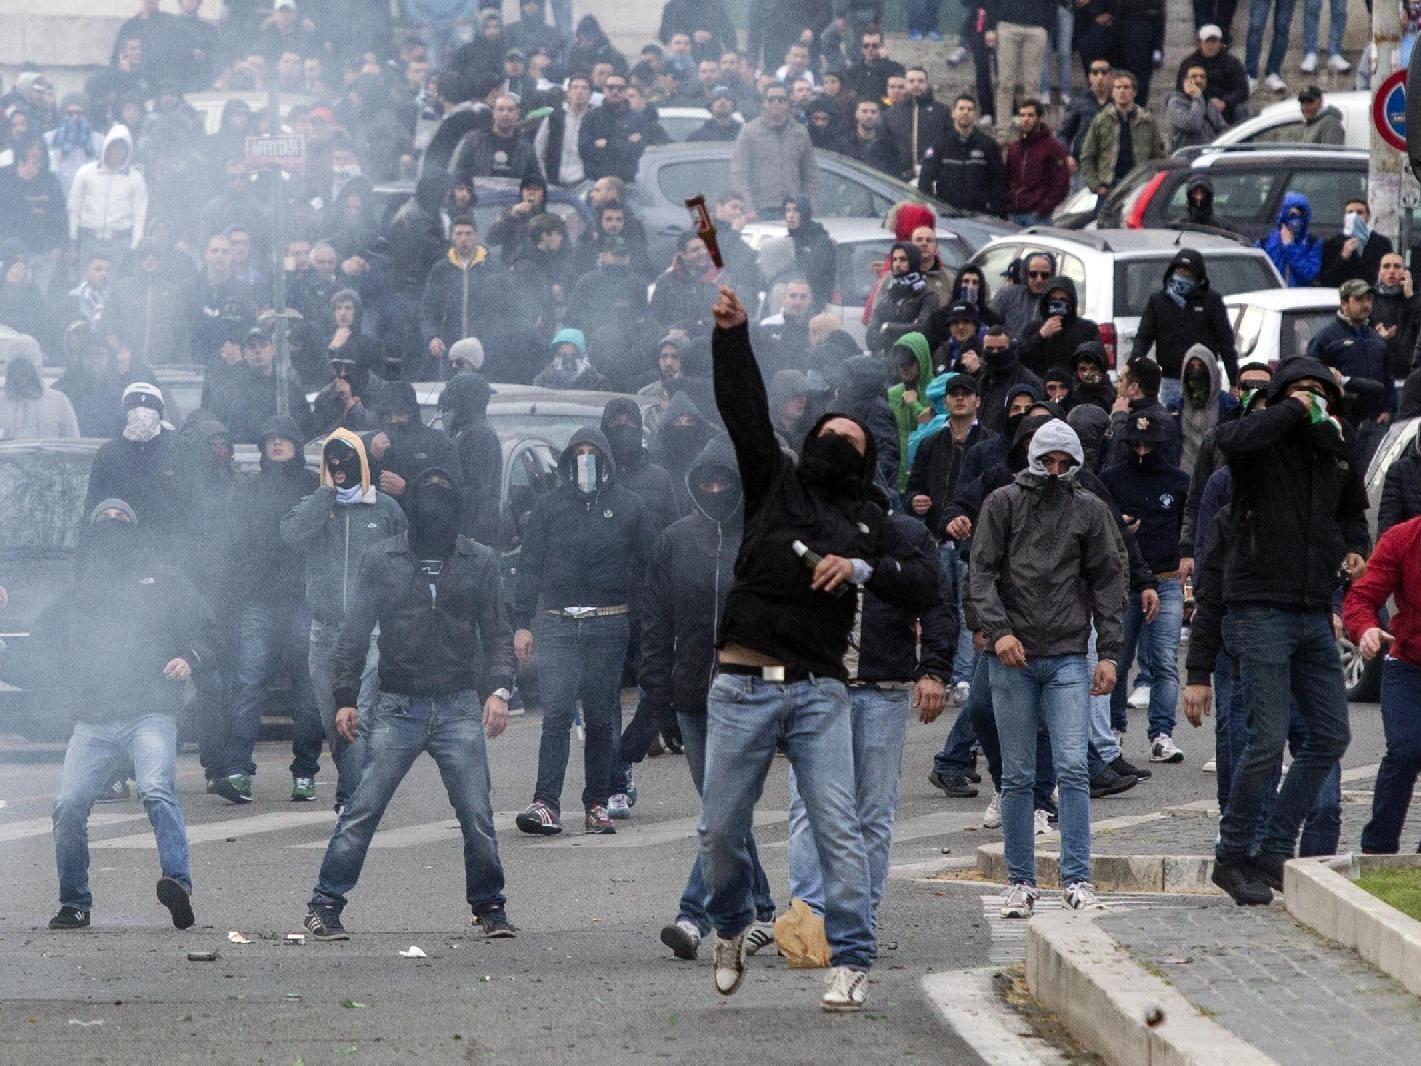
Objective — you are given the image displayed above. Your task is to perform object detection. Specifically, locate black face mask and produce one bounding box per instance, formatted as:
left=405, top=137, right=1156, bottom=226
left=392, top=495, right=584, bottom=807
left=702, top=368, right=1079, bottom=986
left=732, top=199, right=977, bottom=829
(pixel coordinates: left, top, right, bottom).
left=984, top=346, right=1013, bottom=371
left=408, top=480, right=461, bottom=559
left=662, top=422, right=708, bottom=469
left=1003, top=411, right=1026, bottom=441
left=692, top=480, right=743, bottom=524
left=324, top=440, right=362, bottom=489
left=1183, top=368, right=1211, bottom=407
left=83, top=517, right=140, bottom=575
left=602, top=423, right=642, bottom=469
left=798, top=430, right=866, bottom=498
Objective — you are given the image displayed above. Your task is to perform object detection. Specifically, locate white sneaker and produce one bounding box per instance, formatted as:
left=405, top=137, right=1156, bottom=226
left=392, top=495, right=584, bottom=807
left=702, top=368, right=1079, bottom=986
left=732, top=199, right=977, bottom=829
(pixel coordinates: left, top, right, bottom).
left=1300, top=51, right=1318, bottom=73
left=1127, top=685, right=1150, bottom=710
left=1248, top=75, right=1259, bottom=94
left=1034, top=809, right=1053, bottom=836
left=744, top=920, right=776, bottom=956
left=1201, top=758, right=1217, bottom=774
left=660, top=918, right=701, bottom=960
left=821, top=966, right=869, bottom=1012
left=1151, top=49, right=1162, bottom=68
left=1000, top=882, right=1039, bottom=919
left=1264, top=73, right=1287, bottom=93
left=978, top=114, right=994, bottom=128
left=983, top=791, right=1002, bottom=829
left=1327, top=53, right=1352, bottom=73
left=947, top=45, right=968, bottom=65
left=607, top=793, right=631, bottom=819
left=950, top=680, right=971, bottom=710
left=713, top=929, right=748, bottom=995
left=1150, top=734, right=1185, bottom=763
left=1064, top=881, right=1105, bottom=910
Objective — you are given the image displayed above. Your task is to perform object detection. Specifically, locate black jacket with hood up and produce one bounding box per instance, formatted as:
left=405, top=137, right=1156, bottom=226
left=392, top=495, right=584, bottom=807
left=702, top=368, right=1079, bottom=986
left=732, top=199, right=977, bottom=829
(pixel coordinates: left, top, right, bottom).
left=226, top=414, right=318, bottom=606
left=1129, top=248, right=1239, bottom=384
left=639, top=435, right=742, bottom=719
left=512, top=426, right=657, bottom=627
left=1019, top=277, right=1099, bottom=379
left=439, top=372, right=502, bottom=546
left=838, top=355, right=902, bottom=494
left=710, top=321, right=940, bottom=679
left=1215, top=357, right=1370, bottom=610
left=601, top=397, right=679, bottom=533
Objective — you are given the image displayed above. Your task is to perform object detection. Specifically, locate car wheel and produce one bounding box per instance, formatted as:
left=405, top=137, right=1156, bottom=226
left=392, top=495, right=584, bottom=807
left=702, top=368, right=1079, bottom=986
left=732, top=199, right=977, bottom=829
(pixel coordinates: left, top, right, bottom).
left=1337, top=634, right=1381, bottom=702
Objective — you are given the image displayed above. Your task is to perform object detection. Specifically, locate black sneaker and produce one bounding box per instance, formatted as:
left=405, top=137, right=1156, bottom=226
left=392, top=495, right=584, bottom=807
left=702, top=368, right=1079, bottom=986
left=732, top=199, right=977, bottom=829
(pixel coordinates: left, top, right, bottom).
left=965, top=754, right=982, bottom=784
left=304, top=906, right=349, bottom=941
left=1248, top=852, right=1287, bottom=892
left=515, top=800, right=562, bottom=836
left=95, top=777, right=130, bottom=804
left=48, top=906, right=91, bottom=930
left=660, top=727, right=685, bottom=755
left=1211, top=858, right=1273, bottom=906
left=474, top=908, right=517, bottom=939
left=1109, top=755, right=1151, bottom=781
left=1089, top=766, right=1139, bottom=798
left=927, top=771, right=979, bottom=799
left=156, top=877, right=195, bottom=930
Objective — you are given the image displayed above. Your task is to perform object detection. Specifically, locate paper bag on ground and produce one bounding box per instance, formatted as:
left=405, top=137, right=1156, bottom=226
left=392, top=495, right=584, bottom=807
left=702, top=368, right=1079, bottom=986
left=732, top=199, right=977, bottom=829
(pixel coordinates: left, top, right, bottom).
left=772, top=897, right=830, bottom=969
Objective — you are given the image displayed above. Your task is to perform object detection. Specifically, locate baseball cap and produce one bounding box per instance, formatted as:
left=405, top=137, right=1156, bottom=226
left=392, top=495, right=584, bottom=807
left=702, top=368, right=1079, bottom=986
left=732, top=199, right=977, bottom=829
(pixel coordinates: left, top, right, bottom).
left=122, top=382, right=164, bottom=411
left=945, top=374, right=980, bottom=396
left=710, top=84, right=735, bottom=103
left=1198, top=24, right=1224, bottom=41
left=1340, top=278, right=1374, bottom=298
left=243, top=326, right=273, bottom=347
left=274, top=0, right=296, bottom=11
left=944, top=301, right=979, bottom=324
left=1298, top=85, right=1323, bottom=103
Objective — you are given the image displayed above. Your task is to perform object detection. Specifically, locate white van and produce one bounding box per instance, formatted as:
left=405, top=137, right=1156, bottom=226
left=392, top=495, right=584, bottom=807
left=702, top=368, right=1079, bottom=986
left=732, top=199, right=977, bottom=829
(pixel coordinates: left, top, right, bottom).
left=1210, top=90, right=1370, bottom=149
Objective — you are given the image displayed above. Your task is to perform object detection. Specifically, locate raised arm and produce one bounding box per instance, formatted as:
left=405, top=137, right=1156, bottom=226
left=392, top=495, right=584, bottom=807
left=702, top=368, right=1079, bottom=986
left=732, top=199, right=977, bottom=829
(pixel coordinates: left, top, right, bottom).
left=711, top=287, right=785, bottom=515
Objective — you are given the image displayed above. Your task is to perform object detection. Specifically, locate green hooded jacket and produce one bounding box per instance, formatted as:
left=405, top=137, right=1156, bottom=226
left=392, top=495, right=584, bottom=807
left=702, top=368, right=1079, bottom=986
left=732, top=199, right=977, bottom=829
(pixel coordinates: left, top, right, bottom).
left=886, top=331, right=933, bottom=490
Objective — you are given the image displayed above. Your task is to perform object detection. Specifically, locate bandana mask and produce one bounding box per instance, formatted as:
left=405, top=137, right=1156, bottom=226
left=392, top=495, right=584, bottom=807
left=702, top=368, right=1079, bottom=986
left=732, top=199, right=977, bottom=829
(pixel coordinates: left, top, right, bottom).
left=1286, top=215, right=1305, bottom=237
left=575, top=452, right=601, bottom=495
left=1046, top=299, right=1071, bottom=318
left=123, top=406, right=161, bottom=442
left=958, top=278, right=979, bottom=303
left=1166, top=274, right=1198, bottom=306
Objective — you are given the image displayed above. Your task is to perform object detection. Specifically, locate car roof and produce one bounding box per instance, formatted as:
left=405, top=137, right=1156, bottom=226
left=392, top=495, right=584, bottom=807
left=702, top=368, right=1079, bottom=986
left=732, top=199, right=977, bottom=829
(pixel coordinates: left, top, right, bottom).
left=1222, top=287, right=1342, bottom=310
left=408, top=380, right=656, bottom=412
left=741, top=218, right=964, bottom=242
left=992, top=227, right=1265, bottom=256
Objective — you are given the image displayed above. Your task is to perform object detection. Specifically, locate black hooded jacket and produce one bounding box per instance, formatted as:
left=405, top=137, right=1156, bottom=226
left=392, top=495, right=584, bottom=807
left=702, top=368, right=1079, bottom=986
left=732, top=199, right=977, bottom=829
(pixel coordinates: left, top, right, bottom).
left=1019, top=277, right=1100, bottom=378
left=639, top=435, right=742, bottom=719
left=1214, top=357, right=1370, bottom=610
left=312, top=362, right=386, bottom=437
left=378, top=383, right=461, bottom=501
left=852, top=512, right=958, bottom=684
left=439, top=372, right=502, bottom=546
left=386, top=172, right=452, bottom=296
left=783, top=196, right=836, bottom=312
left=710, top=322, right=939, bottom=679
left=907, top=421, right=997, bottom=538
left=866, top=242, right=940, bottom=354
left=838, top=355, right=902, bottom=493
left=653, top=391, right=713, bottom=515
left=333, top=469, right=515, bottom=706
left=511, top=426, right=657, bottom=627
left=1129, top=249, right=1239, bottom=384
left=601, top=397, right=679, bottom=532
left=226, top=415, right=318, bottom=606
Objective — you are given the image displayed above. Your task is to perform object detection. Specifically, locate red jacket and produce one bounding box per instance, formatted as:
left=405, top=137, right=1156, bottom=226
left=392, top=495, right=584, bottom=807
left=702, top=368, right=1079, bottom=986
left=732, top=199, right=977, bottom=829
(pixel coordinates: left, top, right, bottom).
left=1005, top=123, right=1070, bottom=217
left=1343, top=515, right=1421, bottom=670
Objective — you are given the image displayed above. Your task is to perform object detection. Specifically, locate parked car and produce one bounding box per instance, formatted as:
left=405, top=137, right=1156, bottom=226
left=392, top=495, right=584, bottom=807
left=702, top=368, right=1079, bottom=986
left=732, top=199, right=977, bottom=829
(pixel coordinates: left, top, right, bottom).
left=655, top=106, right=743, bottom=142
left=622, top=142, right=1017, bottom=268
left=393, top=383, right=660, bottom=451
left=1211, top=91, right=1370, bottom=150
left=1090, top=146, right=1368, bottom=242
left=962, top=227, right=1283, bottom=367
left=739, top=217, right=985, bottom=345
left=369, top=178, right=594, bottom=243
left=1223, top=287, right=1340, bottom=368
left=0, top=427, right=566, bottom=739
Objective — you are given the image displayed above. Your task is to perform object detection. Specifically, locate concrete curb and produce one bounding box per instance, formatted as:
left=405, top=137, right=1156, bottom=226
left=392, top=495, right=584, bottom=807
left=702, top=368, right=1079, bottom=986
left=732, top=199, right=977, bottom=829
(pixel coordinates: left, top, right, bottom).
left=1285, top=854, right=1421, bottom=998
left=1026, top=912, right=1278, bottom=1066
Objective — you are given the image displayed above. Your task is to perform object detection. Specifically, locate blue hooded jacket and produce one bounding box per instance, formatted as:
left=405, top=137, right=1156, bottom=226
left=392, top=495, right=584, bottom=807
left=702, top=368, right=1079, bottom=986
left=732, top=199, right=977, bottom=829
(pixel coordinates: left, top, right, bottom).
left=1257, top=192, right=1321, bottom=287
left=907, top=371, right=958, bottom=467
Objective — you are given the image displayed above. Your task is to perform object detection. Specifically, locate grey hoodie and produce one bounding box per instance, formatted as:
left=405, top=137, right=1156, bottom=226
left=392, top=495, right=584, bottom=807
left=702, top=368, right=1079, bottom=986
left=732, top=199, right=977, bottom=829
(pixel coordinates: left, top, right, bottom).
left=1177, top=342, right=1222, bottom=477
left=969, top=418, right=1125, bottom=660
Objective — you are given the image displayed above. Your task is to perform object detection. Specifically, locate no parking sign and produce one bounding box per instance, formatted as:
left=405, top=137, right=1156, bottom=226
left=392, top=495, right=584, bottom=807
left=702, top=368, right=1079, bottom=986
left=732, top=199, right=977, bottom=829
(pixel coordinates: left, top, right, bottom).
left=1375, top=69, right=1408, bottom=152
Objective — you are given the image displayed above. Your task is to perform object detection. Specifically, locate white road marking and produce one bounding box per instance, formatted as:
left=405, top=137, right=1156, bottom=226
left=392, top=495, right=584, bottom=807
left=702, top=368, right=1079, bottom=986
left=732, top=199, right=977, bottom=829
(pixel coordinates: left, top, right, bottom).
left=526, top=809, right=789, bottom=849
left=94, top=809, right=336, bottom=849
left=921, top=968, right=1071, bottom=1066
left=0, top=811, right=148, bottom=843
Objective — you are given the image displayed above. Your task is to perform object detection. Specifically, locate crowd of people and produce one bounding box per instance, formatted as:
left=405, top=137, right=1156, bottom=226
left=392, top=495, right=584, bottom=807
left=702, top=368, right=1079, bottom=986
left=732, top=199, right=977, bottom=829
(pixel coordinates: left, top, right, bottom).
left=1, top=0, right=1419, bottom=1019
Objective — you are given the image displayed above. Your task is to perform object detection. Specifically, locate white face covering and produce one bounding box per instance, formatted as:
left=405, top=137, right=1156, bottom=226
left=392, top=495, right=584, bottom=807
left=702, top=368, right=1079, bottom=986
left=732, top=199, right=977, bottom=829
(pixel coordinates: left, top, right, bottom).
left=122, top=405, right=162, bottom=442
left=575, top=453, right=600, bottom=495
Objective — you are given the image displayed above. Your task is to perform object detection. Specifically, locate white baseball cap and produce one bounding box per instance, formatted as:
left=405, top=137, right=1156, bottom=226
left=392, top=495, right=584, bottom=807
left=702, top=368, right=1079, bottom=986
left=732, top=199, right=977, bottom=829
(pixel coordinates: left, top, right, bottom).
left=1198, top=24, right=1224, bottom=41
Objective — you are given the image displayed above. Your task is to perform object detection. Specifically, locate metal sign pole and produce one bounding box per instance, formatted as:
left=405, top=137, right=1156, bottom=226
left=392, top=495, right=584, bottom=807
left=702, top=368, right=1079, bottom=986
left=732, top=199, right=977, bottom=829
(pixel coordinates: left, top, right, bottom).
left=269, top=85, right=290, bottom=418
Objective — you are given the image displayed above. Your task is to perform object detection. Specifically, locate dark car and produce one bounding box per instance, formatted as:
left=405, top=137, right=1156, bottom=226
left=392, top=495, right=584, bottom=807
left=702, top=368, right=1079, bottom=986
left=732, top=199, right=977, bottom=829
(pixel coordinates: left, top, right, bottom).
left=621, top=142, right=1017, bottom=268
left=1084, top=146, right=1368, bottom=243
left=371, top=178, right=594, bottom=244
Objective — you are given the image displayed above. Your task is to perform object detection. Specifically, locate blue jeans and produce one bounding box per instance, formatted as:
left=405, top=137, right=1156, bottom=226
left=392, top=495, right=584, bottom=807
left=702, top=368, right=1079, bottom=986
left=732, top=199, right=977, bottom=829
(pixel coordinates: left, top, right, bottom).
left=1010, top=212, right=1054, bottom=227
left=1246, top=0, right=1298, bottom=76
left=942, top=543, right=977, bottom=685
left=990, top=655, right=1091, bottom=886
left=308, top=617, right=378, bottom=806
left=786, top=686, right=911, bottom=920
left=54, top=714, right=190, bottom=910
left=310, top=690, right=506, bottom=914
left=1302, top=0, right=1346, bottom=55
left=1086, top=627, right=1122, bottom=777
left=1213, top=651, right=1248, bottom=812
left=1361, top=658, right=1421, bottom=853
left=969, top=652, right=1058, bottom=810
left=1111, top=580, right=1183, bottom=739
left=676, top=711, right=774, bottom=933
left=226, top=601, right=323, bottom=779
left=532, top=612, right=630, bottom=813
left=1159, top=376, right=1183, bottom=411
left=700, top=673, right=875, bottom=970
left=1217, top=607, right=1350, bottom=862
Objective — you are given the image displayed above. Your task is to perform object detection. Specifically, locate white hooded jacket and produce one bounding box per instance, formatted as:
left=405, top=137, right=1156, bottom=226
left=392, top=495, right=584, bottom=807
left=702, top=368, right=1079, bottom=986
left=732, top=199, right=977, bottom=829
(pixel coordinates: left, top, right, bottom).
left=67, top=124, right=148, bottom=247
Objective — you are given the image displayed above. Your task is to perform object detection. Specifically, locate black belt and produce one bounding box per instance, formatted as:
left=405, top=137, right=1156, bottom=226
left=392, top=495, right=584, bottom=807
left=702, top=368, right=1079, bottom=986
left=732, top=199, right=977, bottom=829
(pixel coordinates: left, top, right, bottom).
left=717, top=662, right=815, bottom=683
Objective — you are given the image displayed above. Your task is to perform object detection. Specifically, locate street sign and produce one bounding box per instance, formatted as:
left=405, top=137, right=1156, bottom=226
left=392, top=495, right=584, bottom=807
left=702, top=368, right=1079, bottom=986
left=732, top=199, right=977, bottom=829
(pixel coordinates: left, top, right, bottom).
left=1375, top=69, right=1408, bottom=152
left=244, top=135, right=305, bottom=170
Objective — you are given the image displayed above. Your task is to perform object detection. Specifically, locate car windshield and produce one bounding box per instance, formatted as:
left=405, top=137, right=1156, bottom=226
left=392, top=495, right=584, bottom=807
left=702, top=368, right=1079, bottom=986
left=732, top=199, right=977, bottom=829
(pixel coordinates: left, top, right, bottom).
left=1277, top=309, right=1338, bottom=361
left=1113, top=256, right=1280, bottom=318
left=1161, top=171, right=1281, bottom=227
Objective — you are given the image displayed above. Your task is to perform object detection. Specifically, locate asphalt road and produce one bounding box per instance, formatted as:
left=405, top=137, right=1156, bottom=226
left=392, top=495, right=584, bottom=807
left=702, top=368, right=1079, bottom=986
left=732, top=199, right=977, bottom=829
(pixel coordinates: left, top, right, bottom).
left=0, top=692, right=1390, bottom=1066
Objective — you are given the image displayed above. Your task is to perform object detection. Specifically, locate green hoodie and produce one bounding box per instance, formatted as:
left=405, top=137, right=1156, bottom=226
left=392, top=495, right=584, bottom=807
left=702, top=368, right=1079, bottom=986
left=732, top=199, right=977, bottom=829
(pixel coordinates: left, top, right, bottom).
left=886, top=331, right=933, bottom=491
